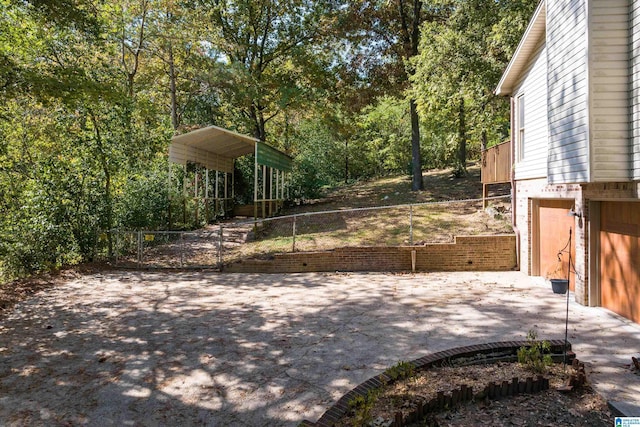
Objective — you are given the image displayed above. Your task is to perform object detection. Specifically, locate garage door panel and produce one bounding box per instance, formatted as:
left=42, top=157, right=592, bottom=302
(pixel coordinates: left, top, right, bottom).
left=538, top=200, right=576, bottom=290
left=600, top=201, right=640, bottom=323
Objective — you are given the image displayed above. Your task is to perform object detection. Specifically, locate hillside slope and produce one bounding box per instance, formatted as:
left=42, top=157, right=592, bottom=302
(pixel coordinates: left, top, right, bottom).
left=290, top=163, right=510, bottom=212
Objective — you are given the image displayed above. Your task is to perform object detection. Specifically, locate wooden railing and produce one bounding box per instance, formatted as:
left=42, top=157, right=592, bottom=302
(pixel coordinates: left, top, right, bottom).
left=481, top=141, right=511, bottom=208
left=481, top=140, right=511, bottom=184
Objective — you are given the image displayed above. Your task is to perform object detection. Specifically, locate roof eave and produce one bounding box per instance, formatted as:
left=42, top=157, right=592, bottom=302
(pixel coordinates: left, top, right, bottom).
left=495, top=0, right=546, bottom=96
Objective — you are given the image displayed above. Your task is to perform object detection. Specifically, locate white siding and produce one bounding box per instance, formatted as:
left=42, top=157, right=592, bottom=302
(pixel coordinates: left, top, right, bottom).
left=514, top=43, right=548, bottom=180
left=547, top=0, right=590, bottom=183
left=589, top=0, right=630, bottom=181
left=632, top=1, right=640, bottom=178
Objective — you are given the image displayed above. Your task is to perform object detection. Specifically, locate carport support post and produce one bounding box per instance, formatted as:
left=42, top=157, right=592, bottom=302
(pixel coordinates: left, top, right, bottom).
left=269, top=166, right=274, bottom=216
left=205, top=169, right=209, bottom=223
left=224, top=172, right=228, bottom=215
left=279, top=171, right=282, bottom=210
left=215, top=170, right=219, bottom=217
left=183, top=164, right=187, bottom=227
left=254, top=145, right=259, bottom=225
left=262, top=164, right=267, bottom=218
left=194, top=167, right=199, bottom=226
left=218, top=224, right=224, bottom=265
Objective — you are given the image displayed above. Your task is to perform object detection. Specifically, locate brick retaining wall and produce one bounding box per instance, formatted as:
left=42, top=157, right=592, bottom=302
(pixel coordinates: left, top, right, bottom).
left=223, top=235, right=516, bottom=273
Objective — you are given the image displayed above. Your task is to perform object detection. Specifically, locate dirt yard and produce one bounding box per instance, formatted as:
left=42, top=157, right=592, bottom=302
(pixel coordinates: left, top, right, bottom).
left=1, top=270, right=638, bottom=426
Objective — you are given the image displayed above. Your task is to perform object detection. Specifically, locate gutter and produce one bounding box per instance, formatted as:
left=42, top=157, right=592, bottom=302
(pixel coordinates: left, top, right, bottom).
left=510, top=96, right=521, bottom=271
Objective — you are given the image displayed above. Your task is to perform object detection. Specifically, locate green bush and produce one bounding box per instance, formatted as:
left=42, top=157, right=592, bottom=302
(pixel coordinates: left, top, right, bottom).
left=517, top=330, right=553, bottom=374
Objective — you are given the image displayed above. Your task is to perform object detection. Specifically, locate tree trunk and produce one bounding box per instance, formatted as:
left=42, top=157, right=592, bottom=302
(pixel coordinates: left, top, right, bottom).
left=344, top=139, right=349, bottom=184
left=410, top=98, right=423, bottom=191
left=168, top=42, right=179, bottom=130
left=457, top=96, right=467, bottom=174
left=481, top=129, right=487, bottom=152
left=89, top=112, right=113, bottom=258
left=250, top=104, right=267, bottom=141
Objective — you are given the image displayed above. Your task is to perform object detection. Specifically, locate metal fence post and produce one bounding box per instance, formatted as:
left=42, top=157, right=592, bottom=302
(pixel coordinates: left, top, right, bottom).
left=409, top=204, right=414, bottom=245
left=180, top=232, right=184, bottom=268
left=137, top=231, right=142, bottom=267
left=114, top=230, right=119, bottom=265
left=292, top=215, right=297, bottom=252
left=115, top=231, right=124, bottom=265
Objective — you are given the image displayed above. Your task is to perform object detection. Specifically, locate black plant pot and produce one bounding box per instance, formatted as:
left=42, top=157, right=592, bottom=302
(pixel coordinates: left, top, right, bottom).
left=550, top=279, right=569, bottom=294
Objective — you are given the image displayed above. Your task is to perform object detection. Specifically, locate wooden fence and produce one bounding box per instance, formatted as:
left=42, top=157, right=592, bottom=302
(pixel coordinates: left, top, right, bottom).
left=481, top=141, right=511, bottom=207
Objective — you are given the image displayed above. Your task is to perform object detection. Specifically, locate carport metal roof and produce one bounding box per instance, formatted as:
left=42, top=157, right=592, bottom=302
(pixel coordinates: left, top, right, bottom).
left=169, top=125, right=292, bottom=173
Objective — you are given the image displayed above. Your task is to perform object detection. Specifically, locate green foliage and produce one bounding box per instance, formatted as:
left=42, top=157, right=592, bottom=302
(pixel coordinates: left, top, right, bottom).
left=116, top=158, right=171, bottom=230
left=288, top=118, right=345, bottom=199
left=348, top=388, right=380, bottom=426
left=411, top=0, right=538, bottom=170
left=0, top=0, right=172, bottom=280
left=517, top=330, right=553, bottom=374
left=0, top=0, right=538, bottom=282
left=385, top=360, right=416, bottom=382
left=199, top=0, right=339, bottom=140
left=354, top=96, right=412, bottom=177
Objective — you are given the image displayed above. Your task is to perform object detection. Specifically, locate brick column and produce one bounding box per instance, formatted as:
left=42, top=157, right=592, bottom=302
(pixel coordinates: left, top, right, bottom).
left=573, top=193, right=588, bottom=305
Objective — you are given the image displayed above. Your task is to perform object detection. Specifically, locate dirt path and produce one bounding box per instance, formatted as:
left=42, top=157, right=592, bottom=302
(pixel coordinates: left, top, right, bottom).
left=114, top=222, right=254, bottom=268
left=1, top=271, right=639, bottom=426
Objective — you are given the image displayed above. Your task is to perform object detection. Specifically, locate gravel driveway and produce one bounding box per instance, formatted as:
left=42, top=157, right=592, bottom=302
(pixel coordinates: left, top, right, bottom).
left=1, top=271, right=639, bottom=426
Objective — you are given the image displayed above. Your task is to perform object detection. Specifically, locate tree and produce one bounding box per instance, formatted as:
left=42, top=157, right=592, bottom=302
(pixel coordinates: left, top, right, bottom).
left=197, top=0, right=338, bottom=141
left=338, top=0, right=451, bottom=190
left=0, top=0, right=170, bottom=278
left=353, top=96, right=412, bottom=178
left=411, top=0, right=537, bottom=174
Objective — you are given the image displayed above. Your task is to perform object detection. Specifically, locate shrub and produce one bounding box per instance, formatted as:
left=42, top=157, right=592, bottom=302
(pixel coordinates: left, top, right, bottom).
left=517, top=330, right=553, bottom=374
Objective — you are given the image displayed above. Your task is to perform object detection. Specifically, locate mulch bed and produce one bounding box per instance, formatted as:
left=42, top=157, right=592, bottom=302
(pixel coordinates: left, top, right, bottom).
left=334, top=362, right=612, bottom=427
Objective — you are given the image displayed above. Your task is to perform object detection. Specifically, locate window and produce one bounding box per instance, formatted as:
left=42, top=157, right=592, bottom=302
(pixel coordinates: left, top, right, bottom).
left=517, top=94, right=525, bottom=161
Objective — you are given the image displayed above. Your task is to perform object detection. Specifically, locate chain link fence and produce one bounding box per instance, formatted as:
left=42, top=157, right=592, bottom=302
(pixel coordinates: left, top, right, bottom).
left=97, top=195, right=511, bottom=269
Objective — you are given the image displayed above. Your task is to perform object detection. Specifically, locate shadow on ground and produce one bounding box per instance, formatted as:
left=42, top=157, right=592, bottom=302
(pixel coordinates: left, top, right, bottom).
left=0, top=271, right=638, bottom=426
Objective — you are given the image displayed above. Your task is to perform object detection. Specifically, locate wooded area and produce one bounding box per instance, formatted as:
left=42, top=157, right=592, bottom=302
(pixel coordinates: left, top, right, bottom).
left=0, top=0, right=536, bottom=280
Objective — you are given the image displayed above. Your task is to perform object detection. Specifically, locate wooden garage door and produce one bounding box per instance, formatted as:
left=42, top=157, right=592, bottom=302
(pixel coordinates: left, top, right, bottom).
left=538, top=200, right=576, bottom=290
left=600, top=201, right=640, bottom=323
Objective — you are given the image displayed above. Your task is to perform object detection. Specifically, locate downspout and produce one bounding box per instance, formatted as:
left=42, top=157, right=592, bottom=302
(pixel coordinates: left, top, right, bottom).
left=510, top=96, right=521, bottom=271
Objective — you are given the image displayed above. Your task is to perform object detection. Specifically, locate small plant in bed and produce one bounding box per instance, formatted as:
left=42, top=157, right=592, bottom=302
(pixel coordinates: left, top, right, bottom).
left=384, top=361, right=416, bottom=383
left=517, top=329, right=553, bottom=374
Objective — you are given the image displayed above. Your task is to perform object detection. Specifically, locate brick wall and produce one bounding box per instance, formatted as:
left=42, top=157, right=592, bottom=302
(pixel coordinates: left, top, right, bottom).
left=223, top=235, right=517, bottom=273
left=513, top=179, right=640, bottom=307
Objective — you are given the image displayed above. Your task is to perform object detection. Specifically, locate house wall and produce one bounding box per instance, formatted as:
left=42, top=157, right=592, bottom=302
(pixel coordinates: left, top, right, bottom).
left=513, top=179, right=582, bottom=271
left=631, top=0, right=640, bottom=179
left=506, top=0, right=640, bottom=318
left=547, top=0, right=590, bottom=184
left=588, top=0, right=630, bottom=181
left=513, top=42, right=549, bottom=181
left=514, top=177, right=640, bottom=308
left=514, top=179, right=586, bottom=305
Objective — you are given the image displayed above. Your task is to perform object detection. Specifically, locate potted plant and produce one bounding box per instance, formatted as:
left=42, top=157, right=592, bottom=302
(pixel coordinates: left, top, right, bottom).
left=545, top=257, right=569, bottom=294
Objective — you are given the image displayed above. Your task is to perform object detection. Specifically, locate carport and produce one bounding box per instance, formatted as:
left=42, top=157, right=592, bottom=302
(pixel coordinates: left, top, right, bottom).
left=169, top=125, right=293, bottom=223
